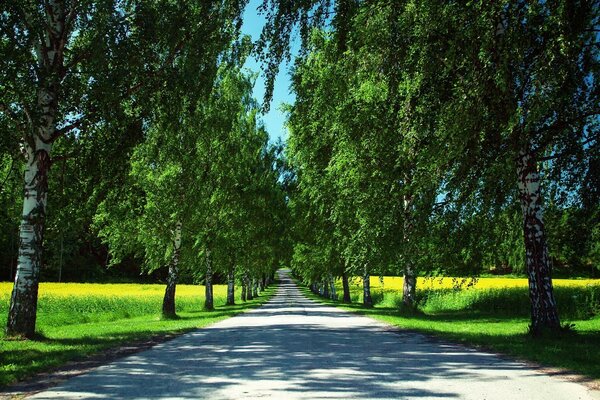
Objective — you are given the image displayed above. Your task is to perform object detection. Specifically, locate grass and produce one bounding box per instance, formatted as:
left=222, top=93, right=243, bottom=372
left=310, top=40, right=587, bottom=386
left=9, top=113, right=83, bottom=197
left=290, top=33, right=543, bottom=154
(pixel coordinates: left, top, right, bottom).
left=305, top=276, right=600, bottom=382
left=0, top=282, right=276, bottom=388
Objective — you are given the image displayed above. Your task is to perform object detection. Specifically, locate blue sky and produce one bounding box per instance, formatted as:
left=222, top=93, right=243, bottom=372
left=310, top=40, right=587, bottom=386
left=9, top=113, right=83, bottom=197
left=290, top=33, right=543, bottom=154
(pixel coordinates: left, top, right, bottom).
left=241, top=0, right=297, bottom=144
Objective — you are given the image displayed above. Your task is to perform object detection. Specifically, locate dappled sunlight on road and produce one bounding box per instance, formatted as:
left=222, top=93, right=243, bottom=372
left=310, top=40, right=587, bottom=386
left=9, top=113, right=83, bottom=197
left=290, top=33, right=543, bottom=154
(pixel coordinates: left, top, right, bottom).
left=29, top=270, right=598, bottom=400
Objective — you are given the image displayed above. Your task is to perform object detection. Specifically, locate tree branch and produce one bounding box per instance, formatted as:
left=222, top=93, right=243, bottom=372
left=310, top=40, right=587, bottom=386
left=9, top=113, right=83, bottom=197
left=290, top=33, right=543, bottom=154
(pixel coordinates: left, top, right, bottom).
left=50, top=118, right=85, bottom=142
left=538, top=138, right=599, bottom=162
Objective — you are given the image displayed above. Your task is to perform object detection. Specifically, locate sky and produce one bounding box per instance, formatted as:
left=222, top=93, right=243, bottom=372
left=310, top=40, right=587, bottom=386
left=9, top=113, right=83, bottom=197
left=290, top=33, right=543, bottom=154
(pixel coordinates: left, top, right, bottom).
left=241, top=0, right=297, bottom=144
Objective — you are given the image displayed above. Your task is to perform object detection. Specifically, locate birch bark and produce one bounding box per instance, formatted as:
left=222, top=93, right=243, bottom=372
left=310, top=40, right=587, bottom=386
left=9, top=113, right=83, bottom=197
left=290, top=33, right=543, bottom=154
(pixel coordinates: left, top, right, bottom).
left=363, top=265, right=373, bottom=307
left=516, top=149, right=561, bottom=334
left=162, top=222, right=182, bottom=318
left=226, top=266, right=235, bottom=305
left=7, top=0, right=66, bottom=337
left=204, top=249, right=214, bottom=310
left=402, top=190, right=417, bottom=308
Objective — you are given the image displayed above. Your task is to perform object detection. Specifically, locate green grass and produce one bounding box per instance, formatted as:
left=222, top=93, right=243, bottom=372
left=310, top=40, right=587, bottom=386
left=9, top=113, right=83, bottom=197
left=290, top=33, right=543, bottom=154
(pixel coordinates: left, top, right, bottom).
left=0, top=284, right=276, bottom=388
left=303, top=285, right=600, bottom=382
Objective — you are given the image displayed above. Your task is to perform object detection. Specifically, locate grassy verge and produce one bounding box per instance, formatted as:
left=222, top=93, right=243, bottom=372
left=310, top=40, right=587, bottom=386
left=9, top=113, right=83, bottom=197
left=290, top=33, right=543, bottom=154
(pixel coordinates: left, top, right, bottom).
left=0, top=283, right=276, bottom=388
left=301, top=285, right=600, bottom=383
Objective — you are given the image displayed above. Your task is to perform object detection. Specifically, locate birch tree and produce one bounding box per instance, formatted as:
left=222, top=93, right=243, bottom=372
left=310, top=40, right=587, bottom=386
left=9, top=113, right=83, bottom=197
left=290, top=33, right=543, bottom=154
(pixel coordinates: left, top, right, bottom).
left=1, top=0, right=246, bottom=337
left=407, top=0, right=600, bottom=334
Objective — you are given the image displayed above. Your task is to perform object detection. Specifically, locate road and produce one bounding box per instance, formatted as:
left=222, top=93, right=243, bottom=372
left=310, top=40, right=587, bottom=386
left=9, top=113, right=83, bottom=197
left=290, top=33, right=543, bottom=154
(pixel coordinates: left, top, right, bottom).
left=29, top=270, right=599, bottom=399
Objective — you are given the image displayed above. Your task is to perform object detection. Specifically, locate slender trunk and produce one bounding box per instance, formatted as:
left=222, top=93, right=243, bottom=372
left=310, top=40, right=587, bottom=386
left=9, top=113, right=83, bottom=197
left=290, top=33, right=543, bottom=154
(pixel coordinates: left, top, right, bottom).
left=323, top=277, right=330, bottom=298
left=162, top=222, right=182, bottom=318
left=226, top=266, right=235, bottom=305
left=363, top=265, right=373, bottom=307
left=517, top=149, right=560, bottom=334
left=7, top=140, right=52, bottom=338
left=241, top=272, right=247, bottom=302
left=330, top=277, right=337, bottom=300
left=246, top=275, right=254, bottom=300
left=204, top=249, right=214, bottom=310
left=7, top=0, right=67, bottom=338
left=260, top=275, right=266, bottom=291
left=402, top=265, right=416, bottom=308
left=402, top=192, right=417, bottom=309
left=342, top=272, right=351, bottom=303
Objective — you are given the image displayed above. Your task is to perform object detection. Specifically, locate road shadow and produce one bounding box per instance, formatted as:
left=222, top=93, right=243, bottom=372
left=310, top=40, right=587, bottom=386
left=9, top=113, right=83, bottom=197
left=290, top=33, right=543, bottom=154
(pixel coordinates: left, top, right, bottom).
left=26, top=272, right=590, bottom=399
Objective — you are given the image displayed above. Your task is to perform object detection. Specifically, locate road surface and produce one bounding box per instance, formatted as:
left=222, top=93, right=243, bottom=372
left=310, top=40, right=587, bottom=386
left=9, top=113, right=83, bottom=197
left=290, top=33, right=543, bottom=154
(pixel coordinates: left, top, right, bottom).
left=29, top=270, right=599, bottom=399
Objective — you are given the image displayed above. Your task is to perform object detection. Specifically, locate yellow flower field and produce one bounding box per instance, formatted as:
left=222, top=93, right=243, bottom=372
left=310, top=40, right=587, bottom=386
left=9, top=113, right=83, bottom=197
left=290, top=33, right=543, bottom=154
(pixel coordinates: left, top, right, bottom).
left=353, top=277, right=600, bottom=291
left=0, top=282, right=227, bottom=299
left=0, top=282, right=231, bottom=326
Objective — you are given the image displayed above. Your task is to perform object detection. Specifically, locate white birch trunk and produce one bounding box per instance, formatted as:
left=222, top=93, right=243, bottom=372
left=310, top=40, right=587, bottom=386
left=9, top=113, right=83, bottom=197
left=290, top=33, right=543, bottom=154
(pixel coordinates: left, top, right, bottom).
left=517, top=149, right=560, bottom=334
left=226, top=266, right=235, bottom=305
left=363, top=265, right=373, bottom=307
left=7, top=0, right=67, bottom=338
left=402, top=193, right=417, bottom=308
left=162, top=222, right=182, bottom=318
left=204, top=249, right=214, bottom=310
left=7, top=139, right=52, bottom=337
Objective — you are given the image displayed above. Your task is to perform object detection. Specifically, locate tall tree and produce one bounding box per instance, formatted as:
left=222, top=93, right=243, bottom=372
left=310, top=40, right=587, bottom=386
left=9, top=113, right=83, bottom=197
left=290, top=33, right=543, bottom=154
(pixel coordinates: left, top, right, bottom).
left=1, top=0, right=246, bottom=338
left=406, top=0, right=599, bottom=333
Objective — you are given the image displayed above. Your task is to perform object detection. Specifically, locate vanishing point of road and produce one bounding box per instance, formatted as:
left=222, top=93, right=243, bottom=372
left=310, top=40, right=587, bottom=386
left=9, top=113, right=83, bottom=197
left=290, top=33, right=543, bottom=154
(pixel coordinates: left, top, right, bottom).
left=29, top=270, right=599, bottom=399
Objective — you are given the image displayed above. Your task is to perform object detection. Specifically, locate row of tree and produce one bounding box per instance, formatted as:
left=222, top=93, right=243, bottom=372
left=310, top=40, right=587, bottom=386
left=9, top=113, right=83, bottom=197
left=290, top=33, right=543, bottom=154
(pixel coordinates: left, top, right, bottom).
left=1, top=0, right=598, bottom=340
left=0, top=0, right=289, bottom=338
left=278, top=0, right=599, bottom=335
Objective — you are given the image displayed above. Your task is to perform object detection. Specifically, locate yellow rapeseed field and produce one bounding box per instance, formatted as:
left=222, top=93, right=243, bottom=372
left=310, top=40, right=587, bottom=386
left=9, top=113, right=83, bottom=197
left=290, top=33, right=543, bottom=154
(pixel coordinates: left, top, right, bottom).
left=0, top=282, right=227, bottom=300
left=0, top=282, right=232, bottom=325
left=351, top=276, right=600, bottom=291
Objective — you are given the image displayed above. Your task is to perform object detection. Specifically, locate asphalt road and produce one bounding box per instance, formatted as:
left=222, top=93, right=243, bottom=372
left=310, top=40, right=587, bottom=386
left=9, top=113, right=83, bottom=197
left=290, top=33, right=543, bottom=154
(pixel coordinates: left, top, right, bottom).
left=29, top=270, right=599, bottom=399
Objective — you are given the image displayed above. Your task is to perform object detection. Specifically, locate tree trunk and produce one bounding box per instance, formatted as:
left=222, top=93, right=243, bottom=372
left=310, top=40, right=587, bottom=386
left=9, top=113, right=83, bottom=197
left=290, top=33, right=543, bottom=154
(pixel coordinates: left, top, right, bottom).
left=402, top=192, right=417, bottom=309
left=517, top=149, right=561, bottom=334
left=241, top=273, right=247, bottom=302
left=323, top=277, right=330, bottom=298
left=260, top=275, right=266, bottom=291
left=252, top=278, right=259, bottom=298
left=6, top=139, right=52, bottom=338
left=204, top=249, right=214, bottom=310
left=363, top=266, right=373, bottom=307
left=246, top=275, right=254, bottom=300
left=330, top=277, right=337, bottom=300
left=226, top=266, right=235, bottom=305
left=162, top=222, right=182, bottom=319
left=403, top=265, right=416, bottom=309
left=6, top=0, right=67, bottom=338
left=342, top=272, right=351, bottom=303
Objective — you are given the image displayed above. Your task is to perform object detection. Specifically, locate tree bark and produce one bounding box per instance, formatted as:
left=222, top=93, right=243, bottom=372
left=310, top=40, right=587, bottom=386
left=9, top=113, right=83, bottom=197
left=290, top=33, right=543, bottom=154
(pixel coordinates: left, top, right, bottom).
left=517, top=149, right=561, bottom=334
left=252, top=278, right=259, bottom=298
left=6, top=0, right=68, bottom=338
left=204, top=249, right=214, bottom=310
left=402, top=192, right=417, bottom=309
left=342, top=272, right=351, bottom=303
left=162, top=222, right=182, bottom=319
left=323, top=277, right=330, bottom=298
left=7, top=139, right=52, bottom=338
left=403, top=265, right=416, bottom=308
left=363, top=266, right=373, bottom=307
left=246, top=274, right=253, bottom=300
left=330, top=276, right=337, bottom=300
left=226, top=266, right=235, bottom=305
left=241, top=273, right=247, bottom=302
